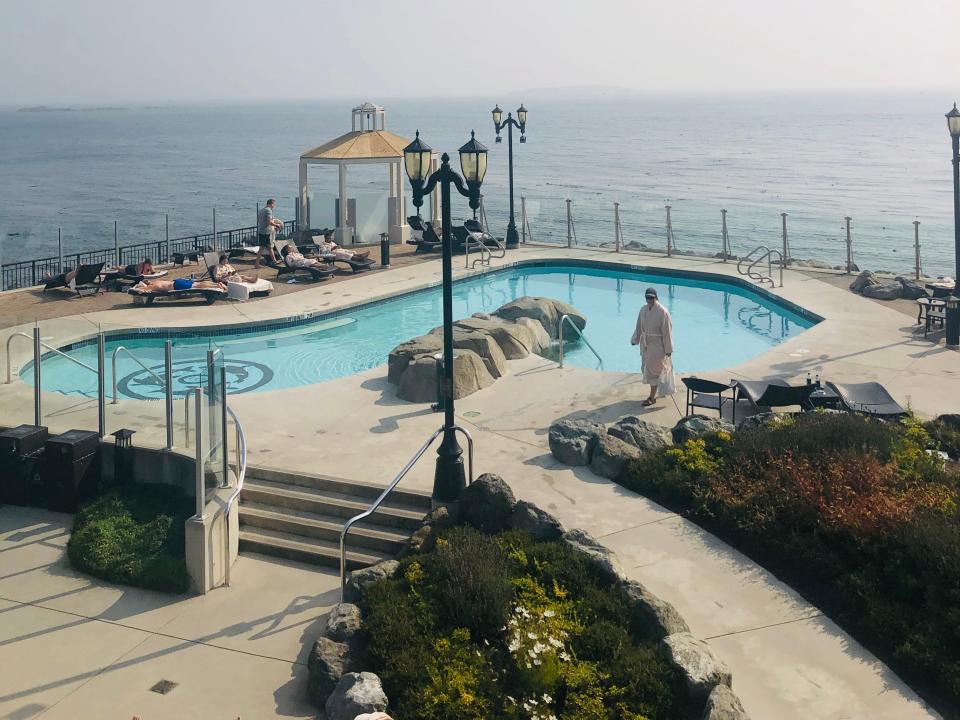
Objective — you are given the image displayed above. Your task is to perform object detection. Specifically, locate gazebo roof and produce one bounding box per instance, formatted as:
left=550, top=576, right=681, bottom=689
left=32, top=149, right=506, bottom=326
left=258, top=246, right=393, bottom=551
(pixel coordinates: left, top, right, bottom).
left=301, top=129, right=411, bottom=163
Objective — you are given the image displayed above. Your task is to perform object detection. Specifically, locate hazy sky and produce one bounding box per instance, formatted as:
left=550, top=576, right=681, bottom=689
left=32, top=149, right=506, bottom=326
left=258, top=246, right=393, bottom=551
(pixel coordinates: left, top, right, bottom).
left=1, top=0, right=957, bottom=105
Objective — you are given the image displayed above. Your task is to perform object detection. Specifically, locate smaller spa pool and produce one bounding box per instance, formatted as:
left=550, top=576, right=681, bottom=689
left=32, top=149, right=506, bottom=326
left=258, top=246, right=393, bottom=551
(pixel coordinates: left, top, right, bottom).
left=26, top=262, right=818, bottom=400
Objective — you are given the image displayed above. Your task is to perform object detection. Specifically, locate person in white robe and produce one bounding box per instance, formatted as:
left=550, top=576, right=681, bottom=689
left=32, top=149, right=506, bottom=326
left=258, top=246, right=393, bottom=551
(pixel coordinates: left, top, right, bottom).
left=630, top=286, right=674, bottom=406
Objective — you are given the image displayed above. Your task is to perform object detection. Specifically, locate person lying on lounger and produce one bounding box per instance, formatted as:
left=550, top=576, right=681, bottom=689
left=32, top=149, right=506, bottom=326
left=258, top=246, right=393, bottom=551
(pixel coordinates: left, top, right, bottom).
left=281, top=244, right=329, bottom=268
left=131, top=278, right=226, bottom=293
left=318, top=231, right=370, bottom=260
left=124, top=258, right=154, bottom=276
left=214, top=254, right=258, bottom=283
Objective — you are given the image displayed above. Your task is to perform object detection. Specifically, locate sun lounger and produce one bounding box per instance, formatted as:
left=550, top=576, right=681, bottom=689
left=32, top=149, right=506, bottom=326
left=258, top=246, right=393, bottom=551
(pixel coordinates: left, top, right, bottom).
left=101, top=267, right=168, bottom=291
left=734, top=378, right=814, bottom=410
left=463, top=219, right=503, bottom=247
left=128, top=283, right=228, bottom=305
left=681, top=377, right=737, bottom=422
left=407, top=216, right=442, bottom=253
left=42, top=262, right=105, bottom=297
left=321, top=252, right=376, bottom=273
left=825, top=382, right=908, bottom=418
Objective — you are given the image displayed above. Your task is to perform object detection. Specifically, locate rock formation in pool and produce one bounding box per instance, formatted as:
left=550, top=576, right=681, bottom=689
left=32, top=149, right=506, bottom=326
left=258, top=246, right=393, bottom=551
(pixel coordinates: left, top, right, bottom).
left=387, top=296, right=586, bottom=402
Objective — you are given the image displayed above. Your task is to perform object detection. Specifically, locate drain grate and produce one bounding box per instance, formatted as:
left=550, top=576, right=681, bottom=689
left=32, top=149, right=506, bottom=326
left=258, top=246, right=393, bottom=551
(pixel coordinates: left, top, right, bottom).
left=149, top=679, right=178, bottom=695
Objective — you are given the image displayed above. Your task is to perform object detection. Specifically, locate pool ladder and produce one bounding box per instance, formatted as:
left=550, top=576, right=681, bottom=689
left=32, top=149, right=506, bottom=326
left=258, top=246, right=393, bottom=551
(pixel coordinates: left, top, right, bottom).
left=557, top=314, right=603, bottom=369
left=737, top=245, right=784, bottom=287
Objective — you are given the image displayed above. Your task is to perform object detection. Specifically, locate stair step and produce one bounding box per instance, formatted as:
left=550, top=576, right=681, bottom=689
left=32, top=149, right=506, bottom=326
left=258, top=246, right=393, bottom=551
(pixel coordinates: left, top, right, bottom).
left=241, top=479, right=426, bottom=530
left=245, top=466, right=431, bottom=509
left=239, top=502, right=409, bottom=555
left=238, top=527, right=388, bottom=570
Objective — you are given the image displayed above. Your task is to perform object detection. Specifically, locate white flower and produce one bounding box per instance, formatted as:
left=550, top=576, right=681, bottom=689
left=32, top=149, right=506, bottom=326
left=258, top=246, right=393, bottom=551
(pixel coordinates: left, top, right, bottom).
left=543, top=609, right=556, bottom=618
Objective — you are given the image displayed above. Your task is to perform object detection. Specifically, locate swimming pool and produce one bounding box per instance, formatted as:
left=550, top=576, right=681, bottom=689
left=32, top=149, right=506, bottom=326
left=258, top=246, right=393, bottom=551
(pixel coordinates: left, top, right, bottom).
left=25, top=262, right=817, bottom=400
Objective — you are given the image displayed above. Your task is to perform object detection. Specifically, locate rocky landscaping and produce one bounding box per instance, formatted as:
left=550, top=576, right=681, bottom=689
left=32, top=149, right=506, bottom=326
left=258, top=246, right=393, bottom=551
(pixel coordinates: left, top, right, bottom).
left=549, top=410, right=960, bottom=719
left=387, top=296, right=586, bottom=403
left=848, top=269, right=928, bottom=301
left=307, top=473, right=751, bottom=719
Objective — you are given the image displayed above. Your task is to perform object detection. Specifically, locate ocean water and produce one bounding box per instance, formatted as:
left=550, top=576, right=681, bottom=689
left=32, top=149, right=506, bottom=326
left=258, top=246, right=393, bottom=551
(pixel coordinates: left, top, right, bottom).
left=25, top=264, right=814, bottom=400
left=0, top=91, right=957, bottom=276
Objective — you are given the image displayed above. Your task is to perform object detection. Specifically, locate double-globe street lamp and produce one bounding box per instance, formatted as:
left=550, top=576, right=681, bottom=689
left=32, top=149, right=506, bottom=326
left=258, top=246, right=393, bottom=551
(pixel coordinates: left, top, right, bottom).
left=403, top=130, right=488, bottom=503
left=491, top=104, right=528, bottom=249
left=946, top=103, right=960, bottom=346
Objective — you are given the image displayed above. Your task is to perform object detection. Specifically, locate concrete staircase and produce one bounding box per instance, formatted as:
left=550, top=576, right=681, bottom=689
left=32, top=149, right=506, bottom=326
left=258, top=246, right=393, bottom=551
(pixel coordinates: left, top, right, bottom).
left=239, top=466, right=432, bottom=570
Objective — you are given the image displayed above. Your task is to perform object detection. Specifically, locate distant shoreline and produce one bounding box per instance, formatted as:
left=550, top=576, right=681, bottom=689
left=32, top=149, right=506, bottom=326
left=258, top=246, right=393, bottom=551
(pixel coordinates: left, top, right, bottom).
left=16, top=105, right=126, bottom=113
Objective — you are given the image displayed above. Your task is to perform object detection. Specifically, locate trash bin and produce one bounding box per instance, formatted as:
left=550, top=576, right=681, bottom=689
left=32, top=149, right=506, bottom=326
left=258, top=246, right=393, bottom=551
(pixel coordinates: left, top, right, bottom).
left=0, top=425, right=48, bottom=505
left=41, top=429, right=101, bottom=512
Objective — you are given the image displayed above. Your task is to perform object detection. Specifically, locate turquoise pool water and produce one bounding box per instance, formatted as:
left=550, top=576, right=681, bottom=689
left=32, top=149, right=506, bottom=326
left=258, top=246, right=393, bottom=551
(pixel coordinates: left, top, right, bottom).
left=25, top=263, right=816, bottom=400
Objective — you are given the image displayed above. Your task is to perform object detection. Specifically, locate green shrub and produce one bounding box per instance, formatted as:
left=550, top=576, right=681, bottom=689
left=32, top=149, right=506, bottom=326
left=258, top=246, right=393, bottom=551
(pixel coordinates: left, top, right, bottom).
left=360, top=526, right=682, bottom=720
left=924, top=414, right=960, bottom=459
left=422, top=526, right=517, bottom=636
left=67, top=483, right=192, bottom=593
left=619, top=413, right=960, bottom=717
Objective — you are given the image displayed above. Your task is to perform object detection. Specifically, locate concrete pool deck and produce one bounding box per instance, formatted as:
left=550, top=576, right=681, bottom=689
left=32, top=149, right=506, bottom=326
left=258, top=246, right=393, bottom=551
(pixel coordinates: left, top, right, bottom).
left=0, top=245, right=956, bottom=719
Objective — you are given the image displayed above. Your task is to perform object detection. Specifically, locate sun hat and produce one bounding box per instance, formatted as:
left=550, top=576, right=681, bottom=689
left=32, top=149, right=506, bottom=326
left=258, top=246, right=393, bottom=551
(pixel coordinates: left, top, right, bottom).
left=644, top=287, right=658, bottom=299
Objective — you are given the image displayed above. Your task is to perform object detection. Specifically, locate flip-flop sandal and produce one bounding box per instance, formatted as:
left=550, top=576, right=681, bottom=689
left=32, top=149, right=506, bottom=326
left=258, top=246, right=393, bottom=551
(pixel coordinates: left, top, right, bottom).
left=641, top=398, right=657, bottom=407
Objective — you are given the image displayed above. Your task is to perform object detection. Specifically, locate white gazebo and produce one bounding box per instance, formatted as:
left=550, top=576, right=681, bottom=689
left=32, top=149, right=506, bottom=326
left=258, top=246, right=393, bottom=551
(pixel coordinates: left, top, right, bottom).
left=298, top=102, right=438, bottom=245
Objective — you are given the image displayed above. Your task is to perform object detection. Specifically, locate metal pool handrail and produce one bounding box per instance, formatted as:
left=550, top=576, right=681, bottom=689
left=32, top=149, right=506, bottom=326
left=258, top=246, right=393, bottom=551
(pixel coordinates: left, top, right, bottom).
left=558, top=314, right=603, bottom=369
left=111, top=345, right=166, bottom=403
left=222, top=402, right=247, bottom=587
left=339, top=424, right=474, bottom=602
left=5, top=331, right=97, bottom=383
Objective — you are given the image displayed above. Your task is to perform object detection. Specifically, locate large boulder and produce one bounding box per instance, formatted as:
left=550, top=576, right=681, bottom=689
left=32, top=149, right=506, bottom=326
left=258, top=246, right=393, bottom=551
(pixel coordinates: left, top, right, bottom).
left=623, top=579, right=690, bottom=639
left=562, top=528, right=624, bottom=581
left=397, top=349, right=495, bottom=403
left=387, top=334, right=442, bottom=385
left=849, top=270, right=881, bottom=293
left=896, top=276, right=927, bottom=300
left=702, top=684, right=750, bottom=720
left=510, top=500, right=565, bottom=541
left=608, top=416, right=672, bottom=453
left=325, top=672, right=388, bottom=720
left=514, top=316, right=552, bottom=355
left=460, top=473, right=517, bottom=534
left=454, top=315, right=534, bottom=359
left=861, top=282, right=902, bottom=300
left=345, top=559, right=400, bottom=602
left=590, top=432, right=641, bottom=479
left=325, top=603, right=362, bottom=642
left=449, top=328, right=508, bottom=379
left=495, top=296, right=586, bottom=339
left=307, top=635, right=361, bottom=707
left=548, top=419, right=603, bottom=466
left=660, top=632, right=732, bottom=706
left=672, top=415, right=734, bottom=444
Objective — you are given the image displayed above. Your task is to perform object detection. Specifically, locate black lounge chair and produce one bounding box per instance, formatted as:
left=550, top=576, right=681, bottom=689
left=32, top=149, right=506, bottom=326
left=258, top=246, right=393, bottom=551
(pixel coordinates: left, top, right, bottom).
left=272, top=246, right=335, bottom=282
left=407, top=216, right=442, bottom=253
left=682, top=377, right=737, bottom=422
left=128, top=281, right=228, bottom=305
left=735, top=378, right=814, bottom=410
left=826, top=381, right=908, bottom=418
left=42, top=262, right=105, bottom=297
left=463, top=219, right=503, bottom=247
left=321, top=252, right=376, bottom=273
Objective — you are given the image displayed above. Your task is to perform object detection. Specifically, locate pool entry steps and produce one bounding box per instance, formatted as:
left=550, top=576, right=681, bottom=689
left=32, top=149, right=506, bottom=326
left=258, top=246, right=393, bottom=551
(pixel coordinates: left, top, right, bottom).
left=238, top=466, right=431, bottom=569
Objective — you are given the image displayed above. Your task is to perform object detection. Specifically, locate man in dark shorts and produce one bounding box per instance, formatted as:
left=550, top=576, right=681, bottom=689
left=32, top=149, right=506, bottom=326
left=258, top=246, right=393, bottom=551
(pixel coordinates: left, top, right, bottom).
left=255, top=198, right=283, bottom=268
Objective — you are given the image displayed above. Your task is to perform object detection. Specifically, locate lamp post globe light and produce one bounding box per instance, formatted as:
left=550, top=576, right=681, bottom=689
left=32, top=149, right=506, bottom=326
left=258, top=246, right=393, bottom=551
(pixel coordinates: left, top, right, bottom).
left=946, top=103, right=960, bottom=346
left=403, top=130, right=488, bottom=504
left=491, top=104, right=528, bottom=249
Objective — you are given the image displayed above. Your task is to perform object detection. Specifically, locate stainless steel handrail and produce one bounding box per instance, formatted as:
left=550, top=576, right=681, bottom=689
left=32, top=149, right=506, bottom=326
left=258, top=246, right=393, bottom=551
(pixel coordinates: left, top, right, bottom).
left=339, top=424, right=475, bottom=601
left=112, top=345, right=166, bottom=403
left=737, top=245, right=783, bottom=287
left=5, top=331, right=97, bottom=383
left=558, top=314, right=603, bottom=368
left=222, top=402, right=247, bottom=587
left=465, top=233, right=491, bottom=268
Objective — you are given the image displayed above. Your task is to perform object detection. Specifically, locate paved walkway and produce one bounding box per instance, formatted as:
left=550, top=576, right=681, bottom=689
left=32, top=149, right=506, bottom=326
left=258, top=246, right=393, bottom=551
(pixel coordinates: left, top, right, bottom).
left=0, top=505, right=338, bottom=720
left=0, top=245, right=955, bottom=718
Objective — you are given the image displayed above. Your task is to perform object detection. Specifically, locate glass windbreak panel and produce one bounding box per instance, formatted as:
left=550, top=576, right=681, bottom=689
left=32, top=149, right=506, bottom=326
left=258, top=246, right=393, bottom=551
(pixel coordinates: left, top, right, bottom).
left=205, top=345, right=227, bottom=493
left=354, top=191, right=388, bottom=245
left=309, top=192, right=339, bottom=232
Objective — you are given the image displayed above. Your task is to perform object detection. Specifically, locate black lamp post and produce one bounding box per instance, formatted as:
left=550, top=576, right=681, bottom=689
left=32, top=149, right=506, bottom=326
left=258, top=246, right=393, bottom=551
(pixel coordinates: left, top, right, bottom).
left=491, top=104, right=528, bottom=249
left=946, top=103, right=960, bottom=346
left=403, top=130, right=488, bottom=504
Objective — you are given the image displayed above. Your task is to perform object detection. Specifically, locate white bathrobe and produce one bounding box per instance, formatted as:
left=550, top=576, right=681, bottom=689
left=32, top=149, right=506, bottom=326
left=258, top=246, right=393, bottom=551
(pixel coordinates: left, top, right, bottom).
left=631, top=301, right=674, bottom=384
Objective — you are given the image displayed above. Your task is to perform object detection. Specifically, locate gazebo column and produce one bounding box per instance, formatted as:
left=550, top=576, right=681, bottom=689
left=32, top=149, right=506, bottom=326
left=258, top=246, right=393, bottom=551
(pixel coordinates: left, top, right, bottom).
left=298, top=159, right=310, bottom=239
left=389, top=160, right=409, bottom=245
left=336, top=162, right=351, bottom=245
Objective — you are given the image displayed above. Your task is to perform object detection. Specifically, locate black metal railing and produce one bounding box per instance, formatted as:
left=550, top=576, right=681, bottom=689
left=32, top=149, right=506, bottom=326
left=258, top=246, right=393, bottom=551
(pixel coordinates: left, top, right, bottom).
left=0, top=220, right=297, bottom=291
